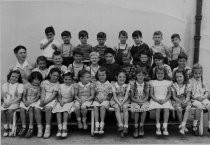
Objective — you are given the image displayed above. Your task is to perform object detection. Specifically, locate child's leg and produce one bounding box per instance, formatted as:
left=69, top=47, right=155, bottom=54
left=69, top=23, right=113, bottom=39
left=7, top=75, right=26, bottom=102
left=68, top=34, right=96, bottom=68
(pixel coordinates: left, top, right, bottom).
left=8, top=109, right=15, bottom=136
left=62, top=112, right=69, bottom=137
left=34, top=107, right=43, bottom=137
left=99, top=106, right=106, bottom=134
left=56, top=112, right=62, bottom=137
left=43, top=107, right=52, bottom=138
left=81, top=106, right=88, bottom=129
left=176, top=107, right=183, bottom=124
left=155, top=109, right=161, bottom=135
left=139, top=112, right=147, bottom=136
left=25, top=107, right=34, bottom=138
left=133, top=112, right=139, bottom=137
left=1, top=110, right=8, bottom=128
left=163, top=108, right=169, bottom=135
left=20, top=108, right=27, bottom=128
left=94, top=106, right=99, bottom=132
left=123, top=105, right=129, bottom=129
left=180, top=106, right=191, bottom=135
left=206, top=104, right=210, bottom=130
left=115, top=105, right=123, bottom=131
left=74, top=104, right=82, bottom=129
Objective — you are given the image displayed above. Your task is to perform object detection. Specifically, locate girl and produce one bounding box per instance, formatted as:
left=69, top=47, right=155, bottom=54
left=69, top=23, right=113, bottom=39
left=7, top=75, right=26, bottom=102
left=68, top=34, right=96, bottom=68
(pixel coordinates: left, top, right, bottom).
left=52, top=72, right=74, bottom=138
left=171, top=68, right=191, bottom=135
left=110, top=69, right=130, bottom=137
left=32, top=56, right=48, bottom=79
left=150, top=66, right=173, bottom=136
left=1, top=70, right=24, bottom=137
left=92, top=67, right=112, bottom=134
left=74, top=69, right=94, bottom=130
left=18, top=71, right=43, bottom=138
left=86, top=52, right=100, bottom=83
left=189, top=64, right=210, bottom=135
left=35, top=67, right=61, bottom=138
left=130, top=68, right=150, bottom=138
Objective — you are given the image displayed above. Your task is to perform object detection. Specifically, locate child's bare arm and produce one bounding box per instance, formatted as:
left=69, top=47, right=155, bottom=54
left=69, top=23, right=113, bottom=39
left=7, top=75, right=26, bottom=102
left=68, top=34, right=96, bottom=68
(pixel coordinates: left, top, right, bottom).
left=201, top=91, right=209, bottom=100
left=74, top=86, right=81, bottom=102
left=172, top=89, right=181, bottom=103
left=86, top=86, right=95, bottom=102
left=40, top=38, right=53, bottom=50
left=184, top=91, right=191, bottom=103
left=150, top=86, right=159, bottom=103
left=141, top=86, right=150, bottom=103
left=44, top=90, right=57, bottom=104
left=57, top=91, right=63, bottom=104
left=164, top=86, right=171, bottom=103
left=121, top=85, right=130, bottom=105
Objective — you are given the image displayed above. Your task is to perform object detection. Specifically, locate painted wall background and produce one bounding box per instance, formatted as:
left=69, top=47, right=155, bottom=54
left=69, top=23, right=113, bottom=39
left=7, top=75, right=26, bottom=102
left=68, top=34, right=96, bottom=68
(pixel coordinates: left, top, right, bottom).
left=1, top=0, right=209, bottom=90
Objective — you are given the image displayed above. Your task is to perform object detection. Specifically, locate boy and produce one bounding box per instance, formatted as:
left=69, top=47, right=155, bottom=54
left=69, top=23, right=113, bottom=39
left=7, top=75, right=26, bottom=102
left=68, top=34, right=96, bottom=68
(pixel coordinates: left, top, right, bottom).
left=76, top=30, right=93, bottom=66
left=68, top=49, right=86, bottom=81
left=102, top=48, right=120, bottom=82
left=114, top=30, right=131, bottom=66
left=48, top=51, right=67, bottom=75
left=40, top=26, right=61, bottom=67
left=172, top=53, right=191, bottom=79
left=130, top=30, right=152, bottom=65
left=151, top=31, right=170, bottom=65
left=93, top=32, right=108, bottom=65
left=60, top=31, right=75, bottom=67
left=169, top=33, right=186, bottom=70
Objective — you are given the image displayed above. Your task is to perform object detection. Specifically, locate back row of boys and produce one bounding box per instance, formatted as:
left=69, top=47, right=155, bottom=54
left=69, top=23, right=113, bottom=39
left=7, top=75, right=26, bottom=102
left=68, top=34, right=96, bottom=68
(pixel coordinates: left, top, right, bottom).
left=39, top=26, right=188, bottom=82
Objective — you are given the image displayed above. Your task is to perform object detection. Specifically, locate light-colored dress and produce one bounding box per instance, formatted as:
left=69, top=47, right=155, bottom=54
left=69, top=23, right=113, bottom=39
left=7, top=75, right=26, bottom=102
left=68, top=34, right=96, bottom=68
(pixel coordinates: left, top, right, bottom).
left=19, top=83, right=41, bottom=110
left=149, top=80, right=173, bottom=109
left=1, top=82, right=24, bottom=110
left=110, top=82, right=130, bottom=108
left=130, top=81, right=151, bottom=112
left=52, top=84, right=74, bottom=113
left=86, top=65, right=100, bottom=82
left=92, top=81, right=112, bottom=108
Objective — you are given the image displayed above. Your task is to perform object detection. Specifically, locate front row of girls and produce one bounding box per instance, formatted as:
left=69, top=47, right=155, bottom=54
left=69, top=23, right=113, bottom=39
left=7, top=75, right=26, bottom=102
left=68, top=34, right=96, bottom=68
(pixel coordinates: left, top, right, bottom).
left=1, top=63, right=210, bottom=139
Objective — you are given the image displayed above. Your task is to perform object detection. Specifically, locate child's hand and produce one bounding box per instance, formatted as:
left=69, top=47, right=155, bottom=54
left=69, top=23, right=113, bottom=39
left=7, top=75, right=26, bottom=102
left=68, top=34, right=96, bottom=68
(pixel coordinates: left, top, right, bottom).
left=60, top=101, right=64, bottom=107
left=159, top=100, right=164, bottom=105
left=3, top=103, right=10, bottom=108
left=51, top=44, right=57, bottom=50
left=39, top=101, right=45, bottom=107
left=25, top=101, right=29, bottom=107
left=48, top=37, right=54, bottom=43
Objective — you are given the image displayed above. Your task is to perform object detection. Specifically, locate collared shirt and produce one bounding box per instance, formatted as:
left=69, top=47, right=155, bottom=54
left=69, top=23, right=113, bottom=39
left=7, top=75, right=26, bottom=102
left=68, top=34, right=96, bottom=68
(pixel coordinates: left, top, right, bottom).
left=189, top=78, right=208, bottom=99
left=151, top=43, right=169, bottom=57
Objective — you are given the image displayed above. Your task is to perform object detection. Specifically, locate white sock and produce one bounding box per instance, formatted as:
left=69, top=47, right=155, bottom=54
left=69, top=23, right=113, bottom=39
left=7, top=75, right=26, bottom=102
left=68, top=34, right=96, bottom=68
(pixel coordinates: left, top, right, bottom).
left=77, top=117, right=81, bottom=122
left=46, top=124, right=51, bottom=129
left=9, top=124, right=12, bottom=129
left=193, top=120, right=198, bottom=126
left=124, top=124, right=128, bottom=128
left=95, top=122, right=99, bottom=127
left=181, top=122, right=186, bottom=127
left=139, top=123, right=144, bottom=127
left=63, top=122, right=67, bottom=130
left=156, top=123, right=161, bottom=129
left=119, top=123, right=123, bottom=127
left=3, top=124, right=8, bottom=129
left=29, top=125, right=33, bottom=129
left=58, top=124, right=62, bottom=130
left=22, top=125, right=26, bottom=128
left=163, top=123, right=168, bottom=129
left=134, top=124, right=138, bottom=128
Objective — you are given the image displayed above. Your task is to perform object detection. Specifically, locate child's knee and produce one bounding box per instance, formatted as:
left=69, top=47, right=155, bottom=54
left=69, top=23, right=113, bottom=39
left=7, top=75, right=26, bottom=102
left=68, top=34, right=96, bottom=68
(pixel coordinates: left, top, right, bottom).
left=164, top=108, right=169, bottom=112
left=45, top=107, right=52, bottom=113
left=122, top=105, right=128, bottom=111
left=100, top=106, right=106, bottom=111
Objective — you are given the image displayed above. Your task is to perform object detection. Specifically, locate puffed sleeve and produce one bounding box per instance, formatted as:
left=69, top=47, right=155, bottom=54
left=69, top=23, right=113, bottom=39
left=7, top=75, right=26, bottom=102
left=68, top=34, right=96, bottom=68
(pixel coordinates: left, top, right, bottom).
left=17, top=84, right=24, bottom=94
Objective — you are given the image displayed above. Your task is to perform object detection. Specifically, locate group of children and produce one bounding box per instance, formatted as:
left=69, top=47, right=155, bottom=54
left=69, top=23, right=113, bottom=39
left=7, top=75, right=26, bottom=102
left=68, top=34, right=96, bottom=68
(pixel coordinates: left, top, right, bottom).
left=1, top=26, right=210, bottom=140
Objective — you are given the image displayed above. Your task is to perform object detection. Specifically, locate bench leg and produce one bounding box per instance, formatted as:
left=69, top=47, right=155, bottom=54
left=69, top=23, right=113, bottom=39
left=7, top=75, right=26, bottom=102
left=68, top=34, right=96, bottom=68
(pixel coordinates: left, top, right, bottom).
left=199, top=110, right=204, bottom=136
left=91, top=109, right=94, bottom=136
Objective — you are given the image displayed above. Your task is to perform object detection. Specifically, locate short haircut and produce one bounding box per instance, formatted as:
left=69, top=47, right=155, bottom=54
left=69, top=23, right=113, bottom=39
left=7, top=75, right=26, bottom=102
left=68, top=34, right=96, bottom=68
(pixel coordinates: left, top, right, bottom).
left=104, top=47, right=115, bottom=56
left=153, top=52, right=164, bottom=60
left=36, top=56, right=47, bottom=64
left=118, top=30, right=128, bottom=38
left=53, top=51, right=61, bottom=57
left=153, top=31, right=163, bottom=36
left=97, top=32, right=106, bottom=39
left=178, top=53, right=188, bottom=60
left=45, top=26, right=55, bottom=35
left=171, top=33, right=181, bottom=40
left=13, top=45, right=26, bottom=54
left=28, top=71, right=43, bottom=83
left=90, top=51, right=99, bottom=58
left=78, top=30, right=88, bottom=38
left=73, top=48, right=83, bottom=56
left=78, top=69, right=90, bottom=81
left=95, top=66, right=108, bottom=81
left=7, top=69, right=23, bottom=83
left=139, top=50, right=150, bottom=57
left=61, top=31, right=71, bottom=37
left=132, top=30, right=142, bottom=38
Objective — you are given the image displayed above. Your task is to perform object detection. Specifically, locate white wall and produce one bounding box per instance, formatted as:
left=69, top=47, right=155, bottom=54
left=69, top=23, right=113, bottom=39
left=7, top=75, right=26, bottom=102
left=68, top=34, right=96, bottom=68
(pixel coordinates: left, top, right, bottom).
left=1, top=0, right=196, bottom=83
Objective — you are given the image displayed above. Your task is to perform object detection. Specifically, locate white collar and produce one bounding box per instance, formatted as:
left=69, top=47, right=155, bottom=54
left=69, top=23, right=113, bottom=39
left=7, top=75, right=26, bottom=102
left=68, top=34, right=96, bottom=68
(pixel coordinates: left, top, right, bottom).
left=15, top=60, right=29, bottom=69
left=78, top=82, right=90, bottom=87
left=133, top=42, right=144, bottom=47
left=136, top=81, right=144, bottom=87
left=115, top=82, right=126, bottom=88
left=98, top=81, right=109, bottom=85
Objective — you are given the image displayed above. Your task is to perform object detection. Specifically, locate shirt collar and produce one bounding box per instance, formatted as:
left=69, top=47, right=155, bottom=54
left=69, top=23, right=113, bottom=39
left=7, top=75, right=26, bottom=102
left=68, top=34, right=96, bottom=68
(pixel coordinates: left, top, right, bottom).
left=78, top=82, right=90, bottom=87
left=115, top=82, right=126, bottom=88
left=15, top=60, right=29, bottom=69
left=136, top=81, right=144, bottom=87
left=133, top=42, right=144, bottom=47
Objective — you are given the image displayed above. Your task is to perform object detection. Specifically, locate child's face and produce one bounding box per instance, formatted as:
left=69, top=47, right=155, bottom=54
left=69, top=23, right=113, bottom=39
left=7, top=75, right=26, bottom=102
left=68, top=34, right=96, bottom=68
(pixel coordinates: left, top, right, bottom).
left=79, top=36, right=88, bottom=45
left=32, top=78, right=41, bottom=86
left=154, top=58, right=163, bottom=66
left=62, top=36, right=71, bottom=44
left=156, top=70, right=164, bottom=80
left=81, top=73, right=91, bottom=84
left=9, top=72, right=20, bottom=84
left=132, top=36, right=142, bottom=45
left=136, top=72, right=145, bottom=83
left=90, top=56, right=99, bottom=65
left=38, top=60, right=47, bottom=70
left=178, top=58, right=187, bottom=68
left=119, top=35, right=128, bottom=44
left=53, top=55, right=63, bottom=65
left=98, top=71, right=106, bottom=83
left=74, top=54, right=83, bottom=63
left=63, top=76, right=73, bottom=85
left=140, top=54, right=148, bottom=64
left=105, top=53, right=114, bottom=64
left=117, top=72, right=126, bottom=85
left=172, top=37, right=180, bottom=46
left=50, top=72, right=59, bottom=83
left=97, top=38, right=106, bottom=46
left=153, top=35, right=162, bottom=44
left=175, top=72, right=184, bottom=84
left=122, top=56, right=131, bottom=65
left=193, top=69, right=202, bottom=80
left=16, top=48, right=27, bottom=62
left=46, top=32, right=54, bottom=39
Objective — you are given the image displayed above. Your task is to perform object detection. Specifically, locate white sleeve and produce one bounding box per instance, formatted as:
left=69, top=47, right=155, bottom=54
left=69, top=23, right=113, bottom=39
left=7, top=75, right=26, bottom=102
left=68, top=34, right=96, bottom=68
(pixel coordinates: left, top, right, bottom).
left=17, top=84, right=24, bottom=94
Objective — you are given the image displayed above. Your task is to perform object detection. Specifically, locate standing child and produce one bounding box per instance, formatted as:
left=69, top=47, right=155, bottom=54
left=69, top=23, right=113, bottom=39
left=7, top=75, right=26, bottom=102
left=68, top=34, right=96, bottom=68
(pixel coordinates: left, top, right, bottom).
left=32, top=56, right=48, bottom=79
left=150, top=66, right=173, bottom=136
left=40, top=26, right=61, bottom=67
left=130, top=68, right=150, bottom=138
left=130, top=30, right=152, bottom=65
left=74, top=70, right=94, bottom=130
left=35, top=68, right=61, bottom=138
left=60, top=31, right=75, bottom=67
left=52, top=72, right=74, bottom=138
left=1, top=70, right=24, bottom=137
left=77, top=30, right=93, bottom=66
left=189, top=64, right=210, bottom=135
left=93, top=32, right=108, bottom=65
left=151, top=31, right=170, bottom=65
left=86, top=52, right=100, bottom=83
left=68, top=49, right=86, bottom=81
left=110, top=70, right=130, bottom=137
left=93, top=67, right=113, bottom=134
left=114, top=30, right=131, bottom=66
left=169, top=34, right=186, bottom=70
left=102, top=48, right=121, bottom=82
left=171, top=68, right=191, bottom=135
left=18, top=71, right=43, bottom=138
